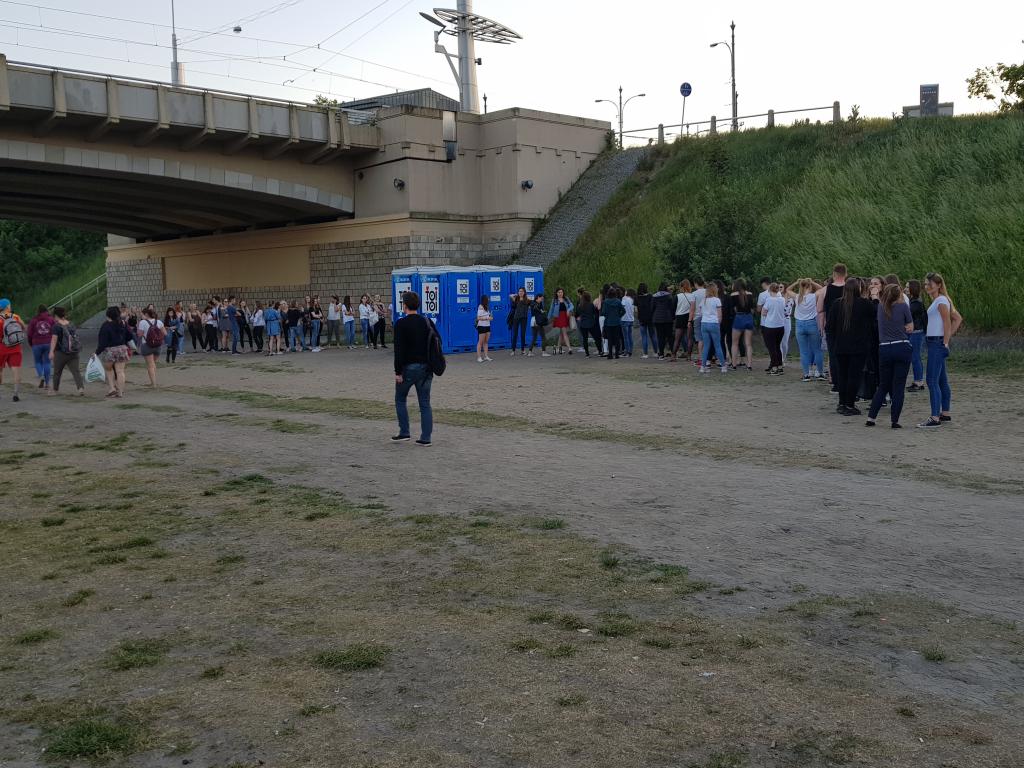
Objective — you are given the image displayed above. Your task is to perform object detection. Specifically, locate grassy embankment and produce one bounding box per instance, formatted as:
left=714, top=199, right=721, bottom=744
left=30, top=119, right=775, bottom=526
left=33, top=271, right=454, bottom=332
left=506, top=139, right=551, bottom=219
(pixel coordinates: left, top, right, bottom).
left=546, top=113, right=1024, bottom=330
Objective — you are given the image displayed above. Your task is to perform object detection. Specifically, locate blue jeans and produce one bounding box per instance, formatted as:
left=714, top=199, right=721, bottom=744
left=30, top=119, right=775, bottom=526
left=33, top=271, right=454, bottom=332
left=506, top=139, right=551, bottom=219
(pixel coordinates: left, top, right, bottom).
left=177, top=329, right=186, bottom=354
left=32, top=343, right=51, bottom=385
left=311, top=319, right=321, bottom=347
left=345, top=321, right=355, bottom=346
left=700, top=323, right=725, bottom=367
left=395, top=363, right=433, bottom=442
left=511, top=317, right=528, bottom=352
left=289, top=326, right=304, bottom=351
left=361, top=318, right=372, bottom=346
left=621, top=321, right=634, bottom=354
left=795, top=319, right=824, bottom=376
left=230, top=321, right=240, bottom=352
left=869, top=343, right=912, bottom=424
left=910, top=331, right=924, bottom=382
left=925, top=337, right=951, bottom=417
left=639, top=323, right=655, bottom=355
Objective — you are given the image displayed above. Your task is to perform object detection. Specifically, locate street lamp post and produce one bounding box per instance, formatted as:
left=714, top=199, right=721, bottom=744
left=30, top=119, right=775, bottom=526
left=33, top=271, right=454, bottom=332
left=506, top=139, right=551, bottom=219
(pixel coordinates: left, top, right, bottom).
left=710, top=21, right=738, bottom=131
left=596, top=86, right=645, bottom=149
left=170, top=0, right=182, bottom=86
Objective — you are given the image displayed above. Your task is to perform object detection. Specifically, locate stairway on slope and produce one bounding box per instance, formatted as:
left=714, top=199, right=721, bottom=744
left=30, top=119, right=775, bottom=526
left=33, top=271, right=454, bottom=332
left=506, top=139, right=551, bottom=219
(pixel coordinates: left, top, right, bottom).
left=516, top=147, right=648, bottom=270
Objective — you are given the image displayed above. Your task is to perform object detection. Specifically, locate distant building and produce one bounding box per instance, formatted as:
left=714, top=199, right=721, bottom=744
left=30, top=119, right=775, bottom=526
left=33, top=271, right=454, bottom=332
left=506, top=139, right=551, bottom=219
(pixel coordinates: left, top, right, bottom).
left=903, top=83, right=953, bottom=118
left=340, top=88, right=460, bottom=113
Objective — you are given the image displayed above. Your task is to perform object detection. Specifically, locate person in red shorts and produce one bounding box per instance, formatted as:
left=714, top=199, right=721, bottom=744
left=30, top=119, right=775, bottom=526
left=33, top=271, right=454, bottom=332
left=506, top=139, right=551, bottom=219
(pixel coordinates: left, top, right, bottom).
left=0, top=298, right=26, bottom=402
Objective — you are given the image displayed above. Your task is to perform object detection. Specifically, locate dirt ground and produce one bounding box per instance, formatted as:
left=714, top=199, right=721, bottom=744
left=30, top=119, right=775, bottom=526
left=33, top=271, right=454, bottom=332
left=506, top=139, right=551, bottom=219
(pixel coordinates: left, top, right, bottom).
left=0, top=341, right=1022, bottom=767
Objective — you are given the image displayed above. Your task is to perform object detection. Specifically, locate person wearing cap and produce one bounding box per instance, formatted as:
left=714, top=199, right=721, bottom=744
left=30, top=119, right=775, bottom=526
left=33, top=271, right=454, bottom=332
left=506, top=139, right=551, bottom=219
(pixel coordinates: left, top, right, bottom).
left=0, top=299, right=25, bottom=402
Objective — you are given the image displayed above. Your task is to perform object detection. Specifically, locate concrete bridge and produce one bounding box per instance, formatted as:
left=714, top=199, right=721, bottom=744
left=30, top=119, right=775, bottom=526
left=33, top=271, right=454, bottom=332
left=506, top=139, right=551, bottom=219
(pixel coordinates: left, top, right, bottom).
left=0, top=55, right=611, bottom=309
left=0, top=56, right=378, bottom=238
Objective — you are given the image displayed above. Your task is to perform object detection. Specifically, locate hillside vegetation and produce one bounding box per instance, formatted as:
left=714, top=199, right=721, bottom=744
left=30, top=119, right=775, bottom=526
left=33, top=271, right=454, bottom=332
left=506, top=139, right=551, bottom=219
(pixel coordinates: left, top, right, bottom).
left=546, top=114, right=1024, bottom=329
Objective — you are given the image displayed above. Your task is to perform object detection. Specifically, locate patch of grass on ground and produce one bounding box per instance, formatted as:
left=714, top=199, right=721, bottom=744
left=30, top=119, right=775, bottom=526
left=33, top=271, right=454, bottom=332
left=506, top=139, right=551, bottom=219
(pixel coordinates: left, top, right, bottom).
left=314, top=643, right=391, bottom=671
left=14, top=628, right=59, bottom=645
left=106, top=639, right=168, bottom=670
left=46, top=716, right=140, bottom=759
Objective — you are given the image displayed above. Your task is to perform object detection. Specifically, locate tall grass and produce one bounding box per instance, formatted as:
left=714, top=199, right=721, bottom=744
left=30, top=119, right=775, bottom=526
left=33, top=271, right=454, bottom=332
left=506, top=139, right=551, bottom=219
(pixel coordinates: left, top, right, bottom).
left=10, top=249, right=106, bottom=321
left=546, top=114, right=1024, bottom=329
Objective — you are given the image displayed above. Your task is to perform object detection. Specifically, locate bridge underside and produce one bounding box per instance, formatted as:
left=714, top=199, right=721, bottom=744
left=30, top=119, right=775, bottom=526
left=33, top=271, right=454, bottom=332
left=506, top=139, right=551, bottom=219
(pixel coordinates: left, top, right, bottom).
left=0, top=162, right=349, bottom=239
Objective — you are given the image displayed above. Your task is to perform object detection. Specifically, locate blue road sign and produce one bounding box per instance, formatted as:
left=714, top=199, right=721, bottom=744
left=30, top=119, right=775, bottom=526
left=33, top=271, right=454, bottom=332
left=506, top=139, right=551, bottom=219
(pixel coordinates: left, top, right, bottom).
left=680, top=82, right=692, bottom=98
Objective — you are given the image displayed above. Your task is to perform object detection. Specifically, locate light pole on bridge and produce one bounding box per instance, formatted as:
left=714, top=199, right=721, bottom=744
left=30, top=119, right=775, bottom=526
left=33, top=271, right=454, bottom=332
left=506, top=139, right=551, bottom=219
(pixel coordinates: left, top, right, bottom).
left=596, top=86, right=645, bottom=149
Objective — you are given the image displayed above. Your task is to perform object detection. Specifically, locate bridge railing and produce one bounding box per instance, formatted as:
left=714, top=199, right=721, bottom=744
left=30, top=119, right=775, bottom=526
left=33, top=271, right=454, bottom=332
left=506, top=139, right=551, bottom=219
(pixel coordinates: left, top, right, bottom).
left=622, top=102, right=842, bottom=144
left=48, top=272, right=107, bottom=314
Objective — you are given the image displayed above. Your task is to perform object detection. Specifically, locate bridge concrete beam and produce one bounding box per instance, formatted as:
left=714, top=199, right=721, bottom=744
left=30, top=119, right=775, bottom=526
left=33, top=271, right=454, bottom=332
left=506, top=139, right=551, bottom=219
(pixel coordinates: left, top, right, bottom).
left=33, top=71, right=67, bottom=137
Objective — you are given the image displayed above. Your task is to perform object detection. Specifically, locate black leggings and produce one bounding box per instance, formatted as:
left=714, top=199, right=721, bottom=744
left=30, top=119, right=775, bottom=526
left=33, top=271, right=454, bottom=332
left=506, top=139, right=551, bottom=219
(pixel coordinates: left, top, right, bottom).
left=253, top=326, right=265, bottom=351
left=189, top=324, right=205, bottom=350
left=373, top=319, right=387, bottom=347
left=835, top=352, right=867, bottom=408
left=205, top=325, right=219, bottom=351
left=166, top=333, right=179, bottom=363
left=605, top=326, right=623, bottom=358
left=529, top=325, right=547, bottom=351
left=762, top=326, right=784, bottom=368
left=655, top=322, right=673, bottom=357
left=580, top=325, right=603, bottom=355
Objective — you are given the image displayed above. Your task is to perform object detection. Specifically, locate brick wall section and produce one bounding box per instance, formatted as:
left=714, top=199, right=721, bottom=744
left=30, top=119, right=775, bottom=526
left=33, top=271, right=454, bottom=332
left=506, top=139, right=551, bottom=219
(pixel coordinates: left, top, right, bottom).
left=107, top=229, right=532, bottom=308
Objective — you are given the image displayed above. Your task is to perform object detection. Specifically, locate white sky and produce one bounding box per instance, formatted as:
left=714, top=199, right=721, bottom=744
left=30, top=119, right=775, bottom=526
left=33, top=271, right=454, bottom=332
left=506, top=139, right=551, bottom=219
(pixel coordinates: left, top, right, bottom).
left=1, top=0, right=1021, bottom=143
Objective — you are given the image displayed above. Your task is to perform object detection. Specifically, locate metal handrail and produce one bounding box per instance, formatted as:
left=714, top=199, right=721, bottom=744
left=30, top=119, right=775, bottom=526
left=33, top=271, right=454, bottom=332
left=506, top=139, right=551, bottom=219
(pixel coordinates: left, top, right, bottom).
left=48, top=272, right=107, bottom=312
left=623, top=104, right=836, bottom=136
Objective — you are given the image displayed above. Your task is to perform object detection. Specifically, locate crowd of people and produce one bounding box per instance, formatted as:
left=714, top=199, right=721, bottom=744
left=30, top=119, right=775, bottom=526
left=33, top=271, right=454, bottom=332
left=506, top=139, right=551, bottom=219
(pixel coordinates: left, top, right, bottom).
left=479, top=265, right=962, bottom=428
left=1, top=264, right=961, bottom=429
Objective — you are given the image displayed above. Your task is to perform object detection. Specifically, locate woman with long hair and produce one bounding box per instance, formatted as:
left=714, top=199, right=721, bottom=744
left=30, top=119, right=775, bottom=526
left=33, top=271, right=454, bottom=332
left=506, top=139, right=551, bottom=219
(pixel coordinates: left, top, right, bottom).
left=906, top=280, right=927, bottom=392
left=263, top=301, right=281, bottom=355
left=600, top=287, right=625, bottom=360
left=96, top=306, right=132, bottom=398
left=476, top=294, right=493, bottom=363
left=671, top=279, right=693, bottom=361
left=651, top=282, right=674, bottom=359
left=203, top=302, right=218, bottom=352
left=760, top=283, right=787, bottom=375
left=621, top=288, right=636, bottom=357
left=138, top=307, right=165, bottom=386
left=358, top=294, right=372, bottom=348
left=251, top=301, right=266, bottom=353
left=827, top=278, right=875, bottom=415
left=187, top=303, right=205, bottom=351
left=635, top=283, right=654, bottom=358
left=49, top=306, right=85, bottom=396
left=699, top=283, right=728, bottom=374
left=163, top=307, right=182, bottom=364
left=918, top=272, right=962, bottom=428
left=509, top=287, right=531, bottom=356
left=341, top=295, right=356, bottom=349
left=730, top=279, right=754, bottom=371
left=548, top=287, right=574, bottom=355
left=596, top=283, right=610, bottom=355
left=789, top=278, right=824, bottom=381
left=574, top=291, right=602, bottom=357
left=715, top=279, right=734, bottom=368
left=866, top=283, right=914, bottom=428
left=372, top=295, right=389, bottom=349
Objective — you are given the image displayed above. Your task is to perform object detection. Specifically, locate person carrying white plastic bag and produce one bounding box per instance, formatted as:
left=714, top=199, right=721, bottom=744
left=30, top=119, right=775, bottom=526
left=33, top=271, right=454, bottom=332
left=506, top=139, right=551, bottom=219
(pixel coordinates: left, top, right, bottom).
left=85, top=354, right=105, bottom=383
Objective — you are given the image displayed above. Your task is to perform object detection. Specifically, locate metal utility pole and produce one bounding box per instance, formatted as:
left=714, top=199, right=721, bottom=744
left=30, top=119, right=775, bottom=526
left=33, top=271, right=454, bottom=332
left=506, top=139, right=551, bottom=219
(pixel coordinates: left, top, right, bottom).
left=710, top=21, right=738, bottom=130
left=456, top=0, right=479, bottom=113
left=596, top=86, right=645, bottom=148
left=170, top=0, right=183, bottom=86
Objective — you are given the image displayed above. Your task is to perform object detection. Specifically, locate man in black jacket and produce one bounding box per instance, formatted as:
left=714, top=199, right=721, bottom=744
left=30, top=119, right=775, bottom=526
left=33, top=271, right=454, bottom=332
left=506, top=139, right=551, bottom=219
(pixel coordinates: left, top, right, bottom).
left=392, top=291, right=433, bottom=447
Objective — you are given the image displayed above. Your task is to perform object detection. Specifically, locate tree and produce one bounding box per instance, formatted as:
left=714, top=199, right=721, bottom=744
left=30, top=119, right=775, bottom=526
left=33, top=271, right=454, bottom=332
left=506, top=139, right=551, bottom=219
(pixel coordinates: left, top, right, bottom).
left=967, top=61, right=1024, bottom=112
left=313, top=95, right=340, bottom=108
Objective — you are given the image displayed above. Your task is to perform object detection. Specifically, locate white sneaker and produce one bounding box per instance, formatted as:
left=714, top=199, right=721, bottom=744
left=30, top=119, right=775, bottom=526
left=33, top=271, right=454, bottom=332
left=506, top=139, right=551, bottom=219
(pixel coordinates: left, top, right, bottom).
left=484, top=356, right=493, bottom=362
left=642, top=354, right=649, bottom=359
left=510, top=350, right=516, bottom=356
left=541, top=352, right=551, bottom=357
left=699, top=366, right=709, bottom=374
left=312, top=347, right=322, bottom=352
left=527, top=351, right=534, bottom=357
left=721, top=366, right=728, bottom=374
left=477, top=357, right=484, bottom=363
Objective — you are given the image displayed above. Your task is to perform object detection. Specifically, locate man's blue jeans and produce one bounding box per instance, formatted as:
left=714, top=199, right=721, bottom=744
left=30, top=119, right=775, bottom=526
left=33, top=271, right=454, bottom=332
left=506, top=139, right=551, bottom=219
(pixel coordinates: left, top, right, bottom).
left=796, top=319, right=824, bottom=376
left=395, top=363, right=433, bottom=442
left=925, top=337, right=951, bottom=417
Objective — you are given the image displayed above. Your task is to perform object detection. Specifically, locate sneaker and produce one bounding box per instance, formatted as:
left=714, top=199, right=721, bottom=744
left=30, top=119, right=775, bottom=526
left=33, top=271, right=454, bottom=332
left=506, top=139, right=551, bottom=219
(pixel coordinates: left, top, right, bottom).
left=312, top=347, right=322, bottom=353
left=917, top=418, right=941, bottom=429
left=12, top=394, right=19, bottom=402
left=510, top=350, right=516, bottom=356
left=477, top=357, right=484, bottom=363
left=720, top=366, right=728, bottom=374
left=801, top=375, right=812, bottom=382
left=891, top=423, right=903, bottom=429
left=641, top=354, right=649, bottom=359
left=939, top=415, right=952, bottom=422
left=390, top=434, right=411, bottom=442
left=844, top=406, right=862, bottom=415
left=527, top=351, right=534, bottom=357
left=864, top=418, right=876, bottom=427
left=484, top=356, right=493, bottom=362
left=699, top=366, right=709, bottom=374
left=541, top=352, right=551, bottom=357
left=415, top=439, right=432, bottom=447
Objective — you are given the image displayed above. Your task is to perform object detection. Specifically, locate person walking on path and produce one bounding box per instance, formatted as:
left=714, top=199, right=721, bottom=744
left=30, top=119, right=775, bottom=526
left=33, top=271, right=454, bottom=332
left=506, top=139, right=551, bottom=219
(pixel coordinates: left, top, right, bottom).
left=918, top=272, right=962, bottom=429
left=137, top=307, right=165, bottom=387
left=49, top=306, right=85, bottom=396
left=27, top=304, right=54, bottom=393
left=0, top=299, right=26, bottom=402
left=96, top=306, right=132, bottom=399
left=866, top=284, right=914, bottom=428
left=392, top=291, right=435, bottom=447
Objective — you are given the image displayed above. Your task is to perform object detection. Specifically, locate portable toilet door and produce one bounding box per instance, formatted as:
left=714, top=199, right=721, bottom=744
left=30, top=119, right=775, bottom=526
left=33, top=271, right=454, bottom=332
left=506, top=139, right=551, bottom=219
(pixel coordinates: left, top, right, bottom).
left=391, top=268, right=419, bottom=324
left=443, top=269, right=479, bottom=354
left=478, top=268, right=512, bottom=348
left=417, top=267, right=446, bottom=342
left=510, top=266, right=544, bottom=303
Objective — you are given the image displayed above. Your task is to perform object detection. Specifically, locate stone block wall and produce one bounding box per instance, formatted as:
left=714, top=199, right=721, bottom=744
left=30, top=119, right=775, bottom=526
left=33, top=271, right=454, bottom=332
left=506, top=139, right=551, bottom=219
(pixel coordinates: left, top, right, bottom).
left=107, top=227, right=533, bottom=310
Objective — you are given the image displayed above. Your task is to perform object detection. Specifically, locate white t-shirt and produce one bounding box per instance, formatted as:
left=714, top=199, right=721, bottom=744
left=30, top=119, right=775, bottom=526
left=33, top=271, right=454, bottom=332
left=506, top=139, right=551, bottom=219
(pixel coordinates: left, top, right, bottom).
left=476, top=306, right=491, bottom=328
left=692, top=288, right=706, bottom=319
left=342, top=304, right=354, bottom=323
left=138, top=318, right=164, bottom=344
left=251, top=309, right=265, bottom=327
left=701, top=296, right=722, bottom=325
left=675, top=292, right=692, bottom=317
left=926, top=295, right=951, bottom=336
left=794, top=293, right=817, bottom=322
left=761, top=295, right=786, bottom=328
left=757, top=289, right=770, bottom=309
left=621, top=296, right=635, bottom=323
left=358, top=304, right=371, bottom=321
left=327, top=302, right=341, bottom=321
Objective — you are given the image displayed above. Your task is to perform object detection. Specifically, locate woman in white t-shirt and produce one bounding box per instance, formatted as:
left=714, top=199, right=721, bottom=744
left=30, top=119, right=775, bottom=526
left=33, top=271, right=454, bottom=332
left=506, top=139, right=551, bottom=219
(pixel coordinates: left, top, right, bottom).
left=137, top=307, right=165, bottom=388
left=476, top=295, right=493, bottom=363
left=699, top=283, right=728, bottom=374
left=918, top=272, right=962, bottom=429
left=787, top=279, right=824, bottom=380
left=760, top=284, right=787, bottom=376
left=341, top=295, right=356, bottom=349
left=358, top=295, right=372, bottom=349
left=671, top=279, right=693, bottom=362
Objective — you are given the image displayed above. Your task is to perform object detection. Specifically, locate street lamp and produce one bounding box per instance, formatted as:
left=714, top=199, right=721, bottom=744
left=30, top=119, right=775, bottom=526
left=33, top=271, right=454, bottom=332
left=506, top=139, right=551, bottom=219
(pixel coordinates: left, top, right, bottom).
left=710, top=21, right=738, bottom=131
left=596, top=86, right=645, bottom=149
left=170, top=0, right=182, bottom=85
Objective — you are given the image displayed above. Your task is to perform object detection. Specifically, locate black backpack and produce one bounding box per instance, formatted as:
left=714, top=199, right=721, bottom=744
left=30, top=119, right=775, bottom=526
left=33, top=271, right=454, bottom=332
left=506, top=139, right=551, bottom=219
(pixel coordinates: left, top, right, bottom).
left=425, top=318, right=446, bottom=377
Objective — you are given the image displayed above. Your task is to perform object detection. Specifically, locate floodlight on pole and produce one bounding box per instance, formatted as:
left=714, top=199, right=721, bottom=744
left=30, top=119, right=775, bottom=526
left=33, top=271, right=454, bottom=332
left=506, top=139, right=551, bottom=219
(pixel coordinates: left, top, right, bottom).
left=596, top=86, right=645, bottom=148
left=422, top=1, right=521, bottom=113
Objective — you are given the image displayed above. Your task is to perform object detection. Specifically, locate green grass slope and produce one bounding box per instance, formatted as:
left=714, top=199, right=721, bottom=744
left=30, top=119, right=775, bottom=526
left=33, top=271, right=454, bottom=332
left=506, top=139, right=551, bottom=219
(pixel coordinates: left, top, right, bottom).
left=546, top=114, right=1024, bottom=329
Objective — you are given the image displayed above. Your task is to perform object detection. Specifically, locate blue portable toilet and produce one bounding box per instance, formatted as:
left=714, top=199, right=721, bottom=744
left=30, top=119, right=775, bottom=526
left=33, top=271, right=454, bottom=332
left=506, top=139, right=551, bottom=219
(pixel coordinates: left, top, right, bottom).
left=416, top=266, right=447, bottom=340
left=509, top=265, right=545, bottom=302
left=477, top=266, right=512, bottom=349
left=391, top=267, right=420, bottom=324
left=444, top=268, right=480, bottom=353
